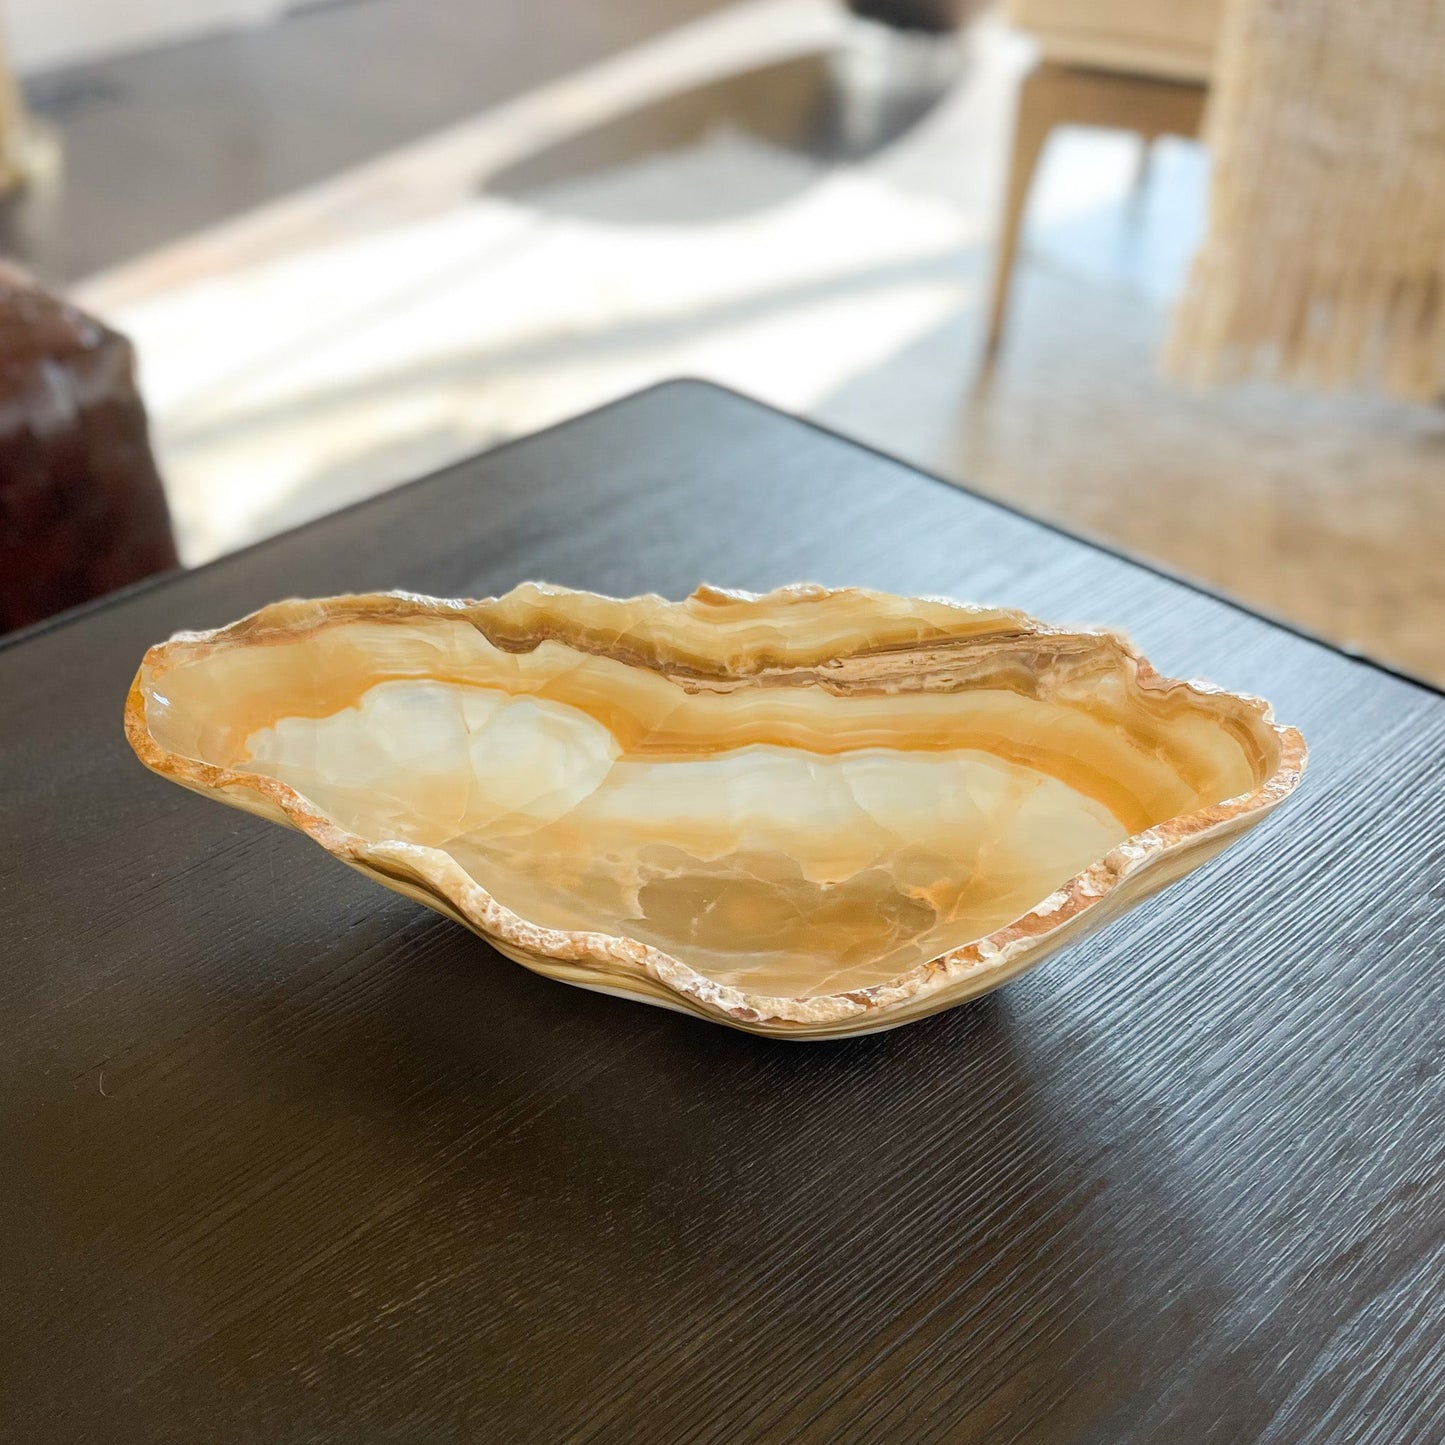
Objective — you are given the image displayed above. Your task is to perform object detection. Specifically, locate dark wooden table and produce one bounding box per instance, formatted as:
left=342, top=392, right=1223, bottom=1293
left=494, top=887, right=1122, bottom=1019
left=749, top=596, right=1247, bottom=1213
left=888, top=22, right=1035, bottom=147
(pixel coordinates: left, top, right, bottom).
left=3, top=381, right=1442, bottom=1444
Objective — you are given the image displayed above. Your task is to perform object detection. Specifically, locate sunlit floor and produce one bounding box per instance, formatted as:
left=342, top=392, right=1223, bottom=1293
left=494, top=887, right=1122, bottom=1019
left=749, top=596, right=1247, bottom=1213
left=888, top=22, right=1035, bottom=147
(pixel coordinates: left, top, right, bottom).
left=73, top=0, right=1445, bottom=686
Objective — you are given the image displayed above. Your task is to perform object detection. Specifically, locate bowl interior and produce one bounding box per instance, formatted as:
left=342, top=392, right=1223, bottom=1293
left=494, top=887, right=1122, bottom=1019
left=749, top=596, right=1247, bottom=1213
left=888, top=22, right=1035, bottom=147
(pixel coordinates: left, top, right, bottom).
left=144, top=612, right=1275, bottom=996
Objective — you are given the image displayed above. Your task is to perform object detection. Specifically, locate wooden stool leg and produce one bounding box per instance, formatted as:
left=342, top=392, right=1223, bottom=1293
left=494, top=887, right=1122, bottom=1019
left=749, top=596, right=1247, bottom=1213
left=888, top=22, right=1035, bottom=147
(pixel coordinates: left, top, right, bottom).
left=984, top=63, right=1060, bottom=363
left=1131, top=136, right=1155, bottom=206
left=0, top=23, right=42, bottom=193
left=983, top=61, right=1206, bottom=363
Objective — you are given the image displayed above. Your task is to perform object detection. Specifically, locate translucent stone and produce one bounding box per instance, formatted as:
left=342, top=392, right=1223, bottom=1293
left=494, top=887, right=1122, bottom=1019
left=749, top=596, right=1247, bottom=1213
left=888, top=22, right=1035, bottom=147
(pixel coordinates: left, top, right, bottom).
left=127, top=584, right=1307, bottom=1037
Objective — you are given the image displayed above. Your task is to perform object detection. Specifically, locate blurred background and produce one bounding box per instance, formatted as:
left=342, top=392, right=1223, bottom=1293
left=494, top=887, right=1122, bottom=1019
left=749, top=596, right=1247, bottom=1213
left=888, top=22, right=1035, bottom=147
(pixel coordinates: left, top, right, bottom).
left=0, top=0, right=1441, bottom=681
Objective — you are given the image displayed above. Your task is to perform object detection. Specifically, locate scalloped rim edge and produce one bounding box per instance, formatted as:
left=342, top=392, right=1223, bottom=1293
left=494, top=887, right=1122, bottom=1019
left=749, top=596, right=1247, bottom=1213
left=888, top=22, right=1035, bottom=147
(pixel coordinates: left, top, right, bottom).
left=124, top=584, right=1309, bottom=1036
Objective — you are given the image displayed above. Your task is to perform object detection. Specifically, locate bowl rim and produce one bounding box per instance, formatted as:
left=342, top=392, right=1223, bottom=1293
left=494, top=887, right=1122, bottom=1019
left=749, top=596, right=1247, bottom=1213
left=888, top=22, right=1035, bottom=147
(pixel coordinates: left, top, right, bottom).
left=124, top=583, right=1309, bottom=1033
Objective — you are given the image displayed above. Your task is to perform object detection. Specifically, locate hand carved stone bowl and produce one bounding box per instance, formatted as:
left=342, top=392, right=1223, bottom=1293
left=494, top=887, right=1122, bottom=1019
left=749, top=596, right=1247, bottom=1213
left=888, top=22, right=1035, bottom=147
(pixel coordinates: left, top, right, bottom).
left=126, top=584, right=1307, bottom=1038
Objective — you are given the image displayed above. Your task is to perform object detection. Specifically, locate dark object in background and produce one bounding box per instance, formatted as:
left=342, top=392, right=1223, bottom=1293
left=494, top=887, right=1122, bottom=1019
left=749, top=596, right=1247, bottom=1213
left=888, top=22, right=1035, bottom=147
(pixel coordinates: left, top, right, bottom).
left=0, top=263, right=178, bottom=633
left=845, top=0, right=977, bottom=31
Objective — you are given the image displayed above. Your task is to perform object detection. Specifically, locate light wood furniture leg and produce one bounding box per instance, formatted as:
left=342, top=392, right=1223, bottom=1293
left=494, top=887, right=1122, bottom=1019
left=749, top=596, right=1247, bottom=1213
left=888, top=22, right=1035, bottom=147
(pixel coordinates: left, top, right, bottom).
left=0, top=19, right=39, bottom=192
left=1131, top=135, right=1154, bottom=204
left=984, top=60, right=1207, bottom=362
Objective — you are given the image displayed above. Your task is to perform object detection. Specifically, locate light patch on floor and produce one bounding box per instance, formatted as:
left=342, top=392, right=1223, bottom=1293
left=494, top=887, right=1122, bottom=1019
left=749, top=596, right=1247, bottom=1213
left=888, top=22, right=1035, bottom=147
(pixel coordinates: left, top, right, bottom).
left=104, top=133, right=979, bottom=560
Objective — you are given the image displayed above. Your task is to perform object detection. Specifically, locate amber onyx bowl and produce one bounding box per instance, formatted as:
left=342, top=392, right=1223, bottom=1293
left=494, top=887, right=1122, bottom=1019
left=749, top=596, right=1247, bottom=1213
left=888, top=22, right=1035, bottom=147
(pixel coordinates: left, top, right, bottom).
left=125, top=584, right=1306, bottom=1038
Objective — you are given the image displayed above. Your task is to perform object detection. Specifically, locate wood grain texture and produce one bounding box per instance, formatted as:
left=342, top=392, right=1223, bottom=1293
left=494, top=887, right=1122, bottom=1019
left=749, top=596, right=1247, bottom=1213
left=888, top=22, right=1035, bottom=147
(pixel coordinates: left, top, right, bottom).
left=1, top=380, right=1442, bottom=1443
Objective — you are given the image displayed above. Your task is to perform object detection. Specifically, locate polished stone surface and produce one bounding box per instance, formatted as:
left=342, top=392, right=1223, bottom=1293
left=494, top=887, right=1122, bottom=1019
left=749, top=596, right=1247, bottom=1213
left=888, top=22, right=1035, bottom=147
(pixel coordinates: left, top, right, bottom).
left=132, top=583, right=1301, bottom=1030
